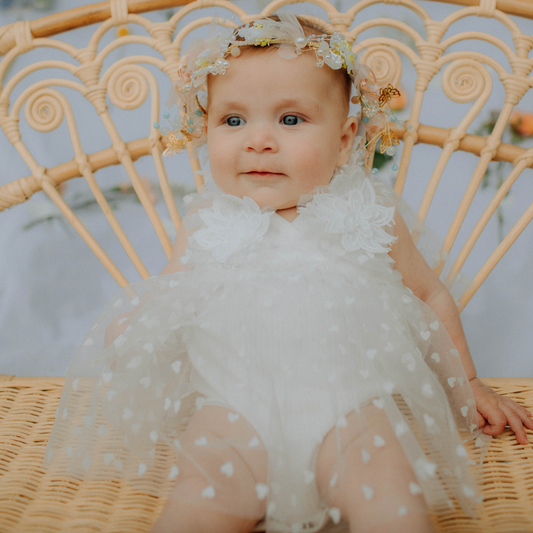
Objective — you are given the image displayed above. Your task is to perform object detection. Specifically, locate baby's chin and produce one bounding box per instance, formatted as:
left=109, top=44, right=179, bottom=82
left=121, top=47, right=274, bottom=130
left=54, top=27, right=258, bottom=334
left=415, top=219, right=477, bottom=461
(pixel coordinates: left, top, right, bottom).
left=237, top=190, right=298, bottom=211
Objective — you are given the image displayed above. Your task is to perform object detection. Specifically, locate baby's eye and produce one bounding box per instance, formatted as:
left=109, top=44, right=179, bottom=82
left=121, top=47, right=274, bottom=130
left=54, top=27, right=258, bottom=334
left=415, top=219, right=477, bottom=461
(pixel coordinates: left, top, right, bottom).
left=226, top=116, right=245, bottom=127
left=281, top=115, right=303, bottom=126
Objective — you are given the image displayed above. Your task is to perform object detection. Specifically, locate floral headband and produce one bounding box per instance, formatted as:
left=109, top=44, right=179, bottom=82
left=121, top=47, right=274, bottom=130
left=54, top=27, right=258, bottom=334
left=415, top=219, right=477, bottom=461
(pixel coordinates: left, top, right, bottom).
left=155, top=12, right=408, bottom=169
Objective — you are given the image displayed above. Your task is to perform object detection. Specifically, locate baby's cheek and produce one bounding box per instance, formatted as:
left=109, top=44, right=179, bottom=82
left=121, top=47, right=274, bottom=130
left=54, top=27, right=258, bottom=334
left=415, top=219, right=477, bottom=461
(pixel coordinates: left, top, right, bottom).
left=299, top=156, right=337, bottom=188
left=207, top=140, right=230, bottom=175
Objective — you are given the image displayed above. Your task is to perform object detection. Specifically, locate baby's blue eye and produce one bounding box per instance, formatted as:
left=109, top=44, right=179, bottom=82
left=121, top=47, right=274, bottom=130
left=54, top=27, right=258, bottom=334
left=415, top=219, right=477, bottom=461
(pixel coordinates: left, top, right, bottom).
left=281, top=115, right=302, bottom=126
left=226, top=116, right=245, bottom=127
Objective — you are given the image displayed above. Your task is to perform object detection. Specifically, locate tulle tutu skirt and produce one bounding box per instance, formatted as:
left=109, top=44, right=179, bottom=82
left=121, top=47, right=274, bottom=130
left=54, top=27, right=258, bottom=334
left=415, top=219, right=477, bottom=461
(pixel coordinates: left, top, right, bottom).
left=43, top=150, right=491, bottom=532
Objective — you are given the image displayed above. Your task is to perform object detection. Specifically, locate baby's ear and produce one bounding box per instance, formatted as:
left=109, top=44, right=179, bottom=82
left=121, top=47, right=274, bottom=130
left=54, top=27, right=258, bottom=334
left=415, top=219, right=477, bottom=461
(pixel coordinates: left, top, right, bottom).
left=336, top=116, right=358, bottom=167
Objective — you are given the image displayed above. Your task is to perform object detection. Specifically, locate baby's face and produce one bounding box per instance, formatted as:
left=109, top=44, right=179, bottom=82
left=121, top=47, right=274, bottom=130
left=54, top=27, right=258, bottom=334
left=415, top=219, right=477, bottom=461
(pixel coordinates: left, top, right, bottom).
left=206, top=50, right=357, bottom=217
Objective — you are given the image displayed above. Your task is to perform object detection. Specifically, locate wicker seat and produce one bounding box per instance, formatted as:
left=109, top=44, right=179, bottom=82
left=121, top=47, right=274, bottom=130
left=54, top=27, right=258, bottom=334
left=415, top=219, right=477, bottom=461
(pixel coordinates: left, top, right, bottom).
left=0, top=375, right=532, bottom=532
left=1, top=1, right=533, bottom=532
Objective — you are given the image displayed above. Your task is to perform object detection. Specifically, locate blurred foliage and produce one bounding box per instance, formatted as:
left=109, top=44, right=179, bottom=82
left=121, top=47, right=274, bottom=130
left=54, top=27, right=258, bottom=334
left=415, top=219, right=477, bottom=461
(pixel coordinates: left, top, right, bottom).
left=23, top=179, right=195, bottom=231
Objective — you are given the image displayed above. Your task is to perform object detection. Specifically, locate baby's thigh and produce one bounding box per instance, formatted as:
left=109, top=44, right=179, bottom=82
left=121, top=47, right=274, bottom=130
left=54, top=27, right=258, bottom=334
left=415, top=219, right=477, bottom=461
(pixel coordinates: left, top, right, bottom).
left=170, top=403, right=268, bottom=520
left=315, top=403, right=435, bottom=532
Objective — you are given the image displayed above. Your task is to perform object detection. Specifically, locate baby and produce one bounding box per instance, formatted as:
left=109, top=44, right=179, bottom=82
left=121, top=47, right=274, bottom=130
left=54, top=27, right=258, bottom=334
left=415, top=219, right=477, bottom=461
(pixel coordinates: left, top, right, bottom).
left=44, top=13, right=533, bottom=533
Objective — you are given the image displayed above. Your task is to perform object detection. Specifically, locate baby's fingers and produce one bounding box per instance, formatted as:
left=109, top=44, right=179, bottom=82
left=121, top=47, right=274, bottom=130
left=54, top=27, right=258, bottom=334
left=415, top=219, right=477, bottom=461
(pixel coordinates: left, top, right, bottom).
left=480, top=406, right=507, bottom=438
left=509, top=399, right=533, bottom=438
left=489, top=399, right=532, bottom=445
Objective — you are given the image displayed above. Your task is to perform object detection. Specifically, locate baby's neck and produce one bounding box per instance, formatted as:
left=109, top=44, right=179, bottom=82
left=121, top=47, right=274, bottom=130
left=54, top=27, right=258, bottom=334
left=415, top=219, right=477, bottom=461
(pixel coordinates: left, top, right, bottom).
left=276, top=207, right=299, bottom=222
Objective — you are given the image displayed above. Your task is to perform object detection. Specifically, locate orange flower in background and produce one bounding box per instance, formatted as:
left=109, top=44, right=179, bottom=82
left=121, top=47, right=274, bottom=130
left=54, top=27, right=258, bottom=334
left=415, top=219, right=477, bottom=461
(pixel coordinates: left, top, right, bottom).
left=389, top=85, right=408, bottom=111
left=116, top=26, right=130, bottom=38
left=510, top=110, right=533, bottom=138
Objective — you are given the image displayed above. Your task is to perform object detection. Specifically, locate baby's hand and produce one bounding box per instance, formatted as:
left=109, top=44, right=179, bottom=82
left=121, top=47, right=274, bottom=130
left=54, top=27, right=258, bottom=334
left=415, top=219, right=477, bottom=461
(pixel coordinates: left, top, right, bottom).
left=468, top=377, right=533, bottom=445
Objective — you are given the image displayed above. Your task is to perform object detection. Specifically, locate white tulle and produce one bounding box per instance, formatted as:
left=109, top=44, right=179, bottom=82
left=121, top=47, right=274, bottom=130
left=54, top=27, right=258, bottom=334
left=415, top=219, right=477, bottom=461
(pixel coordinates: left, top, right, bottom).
left=43, top=146, right=491, bottom=533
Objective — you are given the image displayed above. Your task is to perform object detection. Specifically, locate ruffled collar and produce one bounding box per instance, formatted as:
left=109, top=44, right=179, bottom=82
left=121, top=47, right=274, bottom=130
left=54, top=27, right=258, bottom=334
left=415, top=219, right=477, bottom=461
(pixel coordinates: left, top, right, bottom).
left=185, top=145, right=397, bottom=263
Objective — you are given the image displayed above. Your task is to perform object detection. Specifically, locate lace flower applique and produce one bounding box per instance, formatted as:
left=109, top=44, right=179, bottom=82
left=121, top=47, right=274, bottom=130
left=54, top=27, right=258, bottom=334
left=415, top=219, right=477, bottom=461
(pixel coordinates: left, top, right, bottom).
left=192, top=195, right=274, bottom=262
left=310, top=178, right=397, bottom=254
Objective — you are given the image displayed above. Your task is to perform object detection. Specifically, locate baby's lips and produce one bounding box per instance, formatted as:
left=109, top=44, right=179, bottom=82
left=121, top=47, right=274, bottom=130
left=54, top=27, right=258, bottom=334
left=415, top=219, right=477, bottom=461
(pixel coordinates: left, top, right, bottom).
left=244, top=171, right=286, bottom=180
left=246, top=169, right=282, bottom=174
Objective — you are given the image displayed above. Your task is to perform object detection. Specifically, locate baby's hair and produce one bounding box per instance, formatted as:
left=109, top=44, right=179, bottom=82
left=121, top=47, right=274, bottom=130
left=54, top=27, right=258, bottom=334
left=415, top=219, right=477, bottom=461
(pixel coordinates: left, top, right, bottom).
left=221, top=15, right=353, bottom=116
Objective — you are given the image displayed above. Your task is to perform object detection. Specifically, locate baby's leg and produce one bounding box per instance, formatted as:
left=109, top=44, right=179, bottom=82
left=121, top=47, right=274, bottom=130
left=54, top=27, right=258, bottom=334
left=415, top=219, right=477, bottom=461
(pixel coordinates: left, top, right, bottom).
left=315, top=403, right=437, bottom=533
left=150, top=404, right=268, bottom=533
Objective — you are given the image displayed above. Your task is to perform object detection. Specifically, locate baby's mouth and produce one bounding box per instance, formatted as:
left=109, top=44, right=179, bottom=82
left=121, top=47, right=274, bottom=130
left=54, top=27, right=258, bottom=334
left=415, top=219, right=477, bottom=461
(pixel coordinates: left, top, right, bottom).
left=245, top=171, right=283, bottom=178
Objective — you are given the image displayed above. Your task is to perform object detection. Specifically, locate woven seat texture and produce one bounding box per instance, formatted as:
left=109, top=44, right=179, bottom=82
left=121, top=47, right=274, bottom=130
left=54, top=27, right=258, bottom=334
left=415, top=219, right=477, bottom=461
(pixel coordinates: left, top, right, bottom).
left=0, top=376, right=532, bottom=533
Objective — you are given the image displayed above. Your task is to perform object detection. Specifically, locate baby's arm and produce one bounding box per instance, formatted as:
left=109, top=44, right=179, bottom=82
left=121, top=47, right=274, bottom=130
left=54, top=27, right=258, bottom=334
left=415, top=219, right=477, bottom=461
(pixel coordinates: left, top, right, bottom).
left=104, top=212, right=192, bottom=347
left=389, top=213, right=533, bottom=445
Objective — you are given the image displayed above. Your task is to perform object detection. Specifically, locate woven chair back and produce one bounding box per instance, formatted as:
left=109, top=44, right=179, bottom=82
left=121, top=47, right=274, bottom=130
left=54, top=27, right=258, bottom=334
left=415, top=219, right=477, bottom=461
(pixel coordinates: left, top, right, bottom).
left=0, top=0, right=532, bottom=311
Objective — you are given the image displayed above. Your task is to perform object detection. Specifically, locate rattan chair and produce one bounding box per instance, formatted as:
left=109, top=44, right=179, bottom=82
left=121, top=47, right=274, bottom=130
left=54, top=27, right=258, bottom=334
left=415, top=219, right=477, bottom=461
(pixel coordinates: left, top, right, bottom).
left=1, top=1, right=532, bottom=532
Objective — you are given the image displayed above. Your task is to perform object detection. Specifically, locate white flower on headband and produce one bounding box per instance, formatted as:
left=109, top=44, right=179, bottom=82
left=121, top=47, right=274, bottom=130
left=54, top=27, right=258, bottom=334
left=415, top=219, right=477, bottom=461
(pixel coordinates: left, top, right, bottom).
left=237, top=13, right=305, bottom=57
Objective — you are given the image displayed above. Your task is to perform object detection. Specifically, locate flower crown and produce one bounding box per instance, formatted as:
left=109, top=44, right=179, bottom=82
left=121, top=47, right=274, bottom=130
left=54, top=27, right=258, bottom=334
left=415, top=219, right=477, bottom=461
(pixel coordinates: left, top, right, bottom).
left=156, top=12, right=408, bottom=169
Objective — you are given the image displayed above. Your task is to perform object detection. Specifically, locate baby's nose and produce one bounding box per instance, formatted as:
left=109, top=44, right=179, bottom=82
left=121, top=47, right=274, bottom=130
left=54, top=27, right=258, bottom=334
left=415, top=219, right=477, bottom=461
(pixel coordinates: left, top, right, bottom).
left=245, top=126, right=279, bottom=153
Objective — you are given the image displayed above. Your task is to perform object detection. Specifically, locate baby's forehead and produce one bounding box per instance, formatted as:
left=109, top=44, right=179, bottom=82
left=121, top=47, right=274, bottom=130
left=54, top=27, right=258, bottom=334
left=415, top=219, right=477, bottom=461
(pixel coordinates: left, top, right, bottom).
left=207, top=48, right=346, bottom=103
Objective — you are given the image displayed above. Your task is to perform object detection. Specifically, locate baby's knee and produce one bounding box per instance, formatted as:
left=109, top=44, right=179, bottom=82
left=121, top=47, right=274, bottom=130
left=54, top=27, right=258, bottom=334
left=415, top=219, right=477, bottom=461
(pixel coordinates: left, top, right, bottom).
left=151, top=486, right=261, bottom=533
left=168, top=469, right=266, bottom=524
left=346, top=507, right=437, bottom=533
